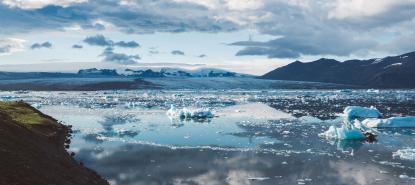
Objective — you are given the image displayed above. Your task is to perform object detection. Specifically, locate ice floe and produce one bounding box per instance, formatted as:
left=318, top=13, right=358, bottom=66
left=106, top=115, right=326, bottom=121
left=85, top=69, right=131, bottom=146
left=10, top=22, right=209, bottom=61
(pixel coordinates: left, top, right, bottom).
left=393, top=148, right=415, bottom=161
left=319, top=125, right=365, bottom=140
left=343, top=106, right=382, bottom=120
left=167, top=105, right=213, bottom=120
left=362, top=116, right=415, bottom=128
left=216, top=103, right=294, bottom=120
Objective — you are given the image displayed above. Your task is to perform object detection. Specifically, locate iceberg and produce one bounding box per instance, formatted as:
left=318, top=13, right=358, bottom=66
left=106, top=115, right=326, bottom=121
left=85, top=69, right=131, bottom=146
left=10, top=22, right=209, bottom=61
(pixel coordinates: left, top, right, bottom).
left=343, top=106, right=382, bottom=121
left=362, top=116, right=415, bottom=128
left=319, top=125, right=365, bottom=140
left=167, top=105, right=214, bottom=120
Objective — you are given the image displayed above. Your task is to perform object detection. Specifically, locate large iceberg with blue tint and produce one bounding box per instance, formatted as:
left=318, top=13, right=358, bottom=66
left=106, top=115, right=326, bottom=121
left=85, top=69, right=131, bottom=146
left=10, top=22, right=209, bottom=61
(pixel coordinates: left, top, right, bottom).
left=362, top=116, right=415, bottom=128
left=343, top=106, right=382, bottom=120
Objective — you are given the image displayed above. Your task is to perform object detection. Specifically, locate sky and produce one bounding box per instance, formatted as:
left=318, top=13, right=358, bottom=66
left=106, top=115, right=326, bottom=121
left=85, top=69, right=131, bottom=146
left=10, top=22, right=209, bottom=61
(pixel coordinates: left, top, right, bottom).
left=0, top=0, right=415, bottom=75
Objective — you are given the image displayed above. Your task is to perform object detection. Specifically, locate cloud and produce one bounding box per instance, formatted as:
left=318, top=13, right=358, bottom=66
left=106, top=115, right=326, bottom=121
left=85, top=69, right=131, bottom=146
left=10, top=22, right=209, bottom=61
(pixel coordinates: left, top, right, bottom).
left=83, top=35, right=140, bottom=48
left=72, top=44, right=83, bottom=49
left=0, top=38, right=25, bottom=55
left=230, top=32, right=377, bottom=58
left=2, top=0, right=87, bottom=9
left=171, top=50, right=185, bottom=55
left=30, top=41, right=52, bottom=49
left=198, top=54, right=207, bottom=58
left=114, top=41, right=140, bottom=48
left=1, top=0, right=415, bottom=58
left=100, top=47, right=140, bottom=64
left=83, top=35, right=113, bottom=47
left=0, top=0, right=238, bottom=35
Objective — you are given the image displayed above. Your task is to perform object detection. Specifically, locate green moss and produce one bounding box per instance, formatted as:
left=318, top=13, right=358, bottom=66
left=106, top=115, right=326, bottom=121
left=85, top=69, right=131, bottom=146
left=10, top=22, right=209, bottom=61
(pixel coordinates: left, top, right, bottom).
left=0, top=101, right=54, bottom=127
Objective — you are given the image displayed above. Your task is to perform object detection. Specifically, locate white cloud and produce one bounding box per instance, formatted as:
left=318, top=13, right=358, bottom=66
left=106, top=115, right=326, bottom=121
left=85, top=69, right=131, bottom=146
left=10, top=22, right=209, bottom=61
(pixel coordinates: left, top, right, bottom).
left=1, top=0, right=87, bottom=9
left=328, top=0, right=415, bottom=19
left=0, top=38, right=25, bottom=55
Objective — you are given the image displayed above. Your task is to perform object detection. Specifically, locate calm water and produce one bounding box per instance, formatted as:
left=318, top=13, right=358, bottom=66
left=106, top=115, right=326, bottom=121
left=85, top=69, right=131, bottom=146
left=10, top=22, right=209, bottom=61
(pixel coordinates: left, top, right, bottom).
left=1, top=90, right=415, bottom=185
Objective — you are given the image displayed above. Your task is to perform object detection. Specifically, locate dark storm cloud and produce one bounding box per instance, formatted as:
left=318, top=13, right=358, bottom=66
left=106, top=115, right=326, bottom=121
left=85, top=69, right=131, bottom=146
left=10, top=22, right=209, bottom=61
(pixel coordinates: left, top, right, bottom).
left=171, top=50, right=185, bottom=56
left=30, top=42, right=52, bottom=49
left=100, top=47, right=140, bottom=64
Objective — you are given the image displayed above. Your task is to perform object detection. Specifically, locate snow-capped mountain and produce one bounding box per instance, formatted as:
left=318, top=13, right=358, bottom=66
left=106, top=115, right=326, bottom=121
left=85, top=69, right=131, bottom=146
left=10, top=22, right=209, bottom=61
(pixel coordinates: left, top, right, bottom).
left=124, top=68, right=251, bottom=78
left=261, top=51, right=415, bottom=88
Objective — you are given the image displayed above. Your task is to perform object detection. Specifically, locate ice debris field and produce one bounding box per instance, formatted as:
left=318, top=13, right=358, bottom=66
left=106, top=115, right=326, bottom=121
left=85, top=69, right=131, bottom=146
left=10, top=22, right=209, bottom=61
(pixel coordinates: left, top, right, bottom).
left=1, top=89, right=415, bottom=184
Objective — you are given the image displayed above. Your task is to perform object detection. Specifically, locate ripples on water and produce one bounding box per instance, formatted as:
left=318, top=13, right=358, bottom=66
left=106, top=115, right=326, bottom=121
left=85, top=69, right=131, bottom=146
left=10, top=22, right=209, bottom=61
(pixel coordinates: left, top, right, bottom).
left=1, top=90, right=415, bottom=185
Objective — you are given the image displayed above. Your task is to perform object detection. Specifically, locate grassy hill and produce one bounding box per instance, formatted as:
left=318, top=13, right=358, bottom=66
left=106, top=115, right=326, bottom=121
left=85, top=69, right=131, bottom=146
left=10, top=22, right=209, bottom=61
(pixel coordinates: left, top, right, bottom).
left=0, top=101, right=108, bottom=185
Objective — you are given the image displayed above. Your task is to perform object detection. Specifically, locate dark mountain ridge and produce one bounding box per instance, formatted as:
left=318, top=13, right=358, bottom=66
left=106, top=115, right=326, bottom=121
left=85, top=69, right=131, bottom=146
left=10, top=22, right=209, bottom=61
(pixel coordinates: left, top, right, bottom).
left=261, top=51, right=415, bottom=88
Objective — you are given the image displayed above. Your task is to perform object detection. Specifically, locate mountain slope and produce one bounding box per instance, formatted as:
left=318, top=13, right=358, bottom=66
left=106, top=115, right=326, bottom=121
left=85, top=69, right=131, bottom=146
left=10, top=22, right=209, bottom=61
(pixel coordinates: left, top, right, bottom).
left=261, top=51, right=415, bottom=88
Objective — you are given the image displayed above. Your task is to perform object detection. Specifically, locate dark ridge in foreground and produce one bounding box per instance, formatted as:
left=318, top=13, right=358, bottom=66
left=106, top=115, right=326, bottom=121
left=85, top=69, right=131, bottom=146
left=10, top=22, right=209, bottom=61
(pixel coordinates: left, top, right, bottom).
left=0, top=101, right=109, bottom=185
left=262, top=51, right=415, bottom=88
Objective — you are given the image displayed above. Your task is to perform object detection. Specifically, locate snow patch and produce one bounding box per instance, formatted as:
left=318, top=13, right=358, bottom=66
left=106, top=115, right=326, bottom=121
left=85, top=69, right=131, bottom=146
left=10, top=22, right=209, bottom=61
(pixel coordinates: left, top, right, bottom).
left=384, top=63, right=403, bottom=69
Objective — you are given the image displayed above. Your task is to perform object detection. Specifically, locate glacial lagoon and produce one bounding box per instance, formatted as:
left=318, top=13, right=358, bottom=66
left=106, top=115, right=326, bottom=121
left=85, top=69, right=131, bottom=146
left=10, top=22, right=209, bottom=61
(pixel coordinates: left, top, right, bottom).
left=1, top=90, right=415, bottom=185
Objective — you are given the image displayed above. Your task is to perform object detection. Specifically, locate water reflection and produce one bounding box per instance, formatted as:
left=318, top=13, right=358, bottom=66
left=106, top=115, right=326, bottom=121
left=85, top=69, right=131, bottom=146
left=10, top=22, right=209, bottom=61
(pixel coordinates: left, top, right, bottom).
left=75, top=144, right=414, bottom=185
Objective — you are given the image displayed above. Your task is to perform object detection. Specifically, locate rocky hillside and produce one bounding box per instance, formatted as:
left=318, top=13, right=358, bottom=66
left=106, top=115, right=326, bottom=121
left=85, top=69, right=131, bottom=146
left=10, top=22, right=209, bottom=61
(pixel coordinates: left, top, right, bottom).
left=0, top=101, right=109, bottom=185
left=262, top=51, right=415, bottom=88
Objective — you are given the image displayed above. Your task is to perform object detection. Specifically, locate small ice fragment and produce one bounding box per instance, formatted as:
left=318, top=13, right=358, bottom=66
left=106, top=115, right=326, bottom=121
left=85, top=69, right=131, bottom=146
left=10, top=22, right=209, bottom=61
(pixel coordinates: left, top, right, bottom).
left=167, top=105, right=213, bottom=120
left=393, top=148, right=415, bottom=161
left=31, top=103, right=42, bottom=109
left=362, top=116, right=415, bottom=128
left=343, top=106, right=382, bottom=120
left=282, top=161, right=288, bottom=165
left=282, top=131, right=290, bottom=135
left=399, top=174, right=410, bottom=179
left=247, top=177, right=270, bottom=181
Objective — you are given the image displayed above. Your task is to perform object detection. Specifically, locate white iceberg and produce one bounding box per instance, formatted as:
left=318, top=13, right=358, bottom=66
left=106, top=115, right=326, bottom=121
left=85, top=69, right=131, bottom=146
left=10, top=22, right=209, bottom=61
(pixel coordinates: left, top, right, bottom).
left=319, top=125, right=365, bottom=140
left=343, top=106, right=382, bottom=120
left=393, top=148, right=415, bottom=161
left=167, top=105, right=213, bottom=120
left=362, top=116, right=415, bottom=128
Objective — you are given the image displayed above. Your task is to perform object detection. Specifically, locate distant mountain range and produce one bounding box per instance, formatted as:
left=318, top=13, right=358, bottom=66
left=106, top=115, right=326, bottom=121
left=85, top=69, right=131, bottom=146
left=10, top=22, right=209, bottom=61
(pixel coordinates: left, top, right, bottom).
left=261, top=51, right=415, bottom=88
left=0, top=67, right=250, bottom=80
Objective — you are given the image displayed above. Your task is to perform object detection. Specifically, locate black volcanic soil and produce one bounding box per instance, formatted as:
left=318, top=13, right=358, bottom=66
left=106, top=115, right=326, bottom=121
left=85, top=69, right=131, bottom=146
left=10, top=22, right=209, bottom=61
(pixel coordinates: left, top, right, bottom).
left=0, top=101, right=109, bottom=185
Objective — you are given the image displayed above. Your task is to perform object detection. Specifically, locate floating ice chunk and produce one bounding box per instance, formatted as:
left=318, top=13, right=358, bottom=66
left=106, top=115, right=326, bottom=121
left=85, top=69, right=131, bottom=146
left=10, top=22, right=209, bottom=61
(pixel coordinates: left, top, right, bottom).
left=167, top=105, right=213, bottom=120
left=343, top=106, right=382, bottom=120
left=362, top=116, right=415, bottom=128
left=319, top=125, right=365, bottom=140
left=393, top=148, right=415, bottom=161
left=247, top=177, right=270, bottom=181
left=31, top=103, right=42, bottom=109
